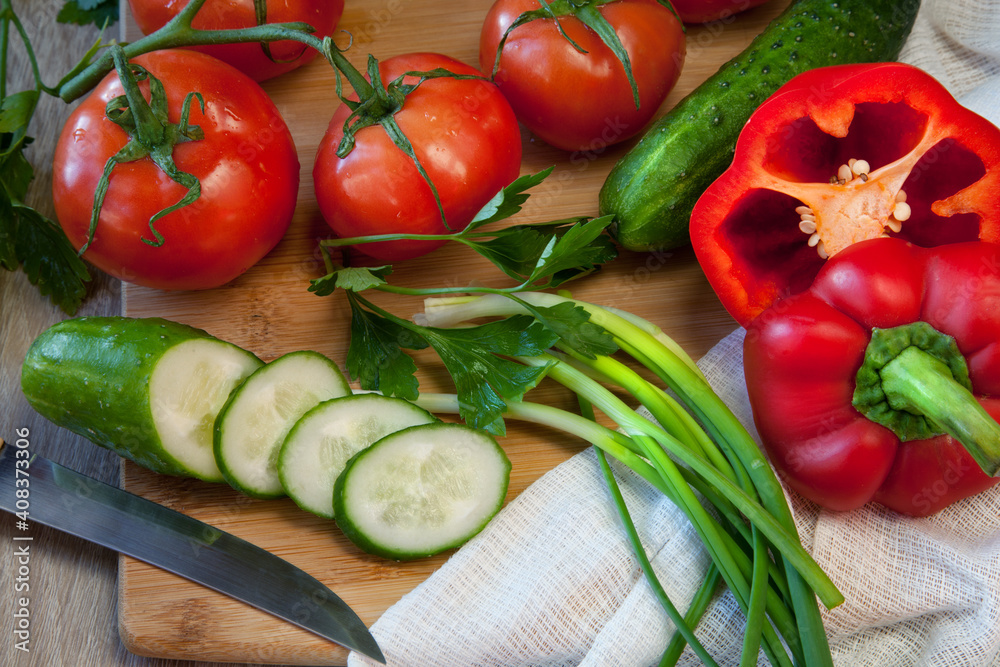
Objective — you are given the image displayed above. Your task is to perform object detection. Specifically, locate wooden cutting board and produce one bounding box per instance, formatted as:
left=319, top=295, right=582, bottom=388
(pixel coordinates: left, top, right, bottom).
left=117, top=1, right=788, bottom=663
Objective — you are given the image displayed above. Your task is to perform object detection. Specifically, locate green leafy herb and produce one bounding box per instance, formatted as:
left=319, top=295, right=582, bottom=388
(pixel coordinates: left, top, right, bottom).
left=0, top=90, right=40, bottom=155
left=310, top=265, right=393, bottom=296
left=0, top=195, right=91, bottom=313
left=345, top=291, right=427, bottom=402
left=57, top=0, right=119, bottom=28
left=465, top=168, right=552, bottom=228
left=316, top=169, right=618, bottom=294
left=511, top=297, right=618, bottom=360
left=344, top=292, right=560, bottom=435
left=420, top=315, right=557, bottom=434
left=0, top=83, right=90, bottom=312
left=310, top=166, right=622, bottom=432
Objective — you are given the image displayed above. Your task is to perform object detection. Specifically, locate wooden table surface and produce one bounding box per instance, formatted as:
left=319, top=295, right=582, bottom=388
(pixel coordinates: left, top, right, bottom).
left=0, top=1, right=777, bottom=664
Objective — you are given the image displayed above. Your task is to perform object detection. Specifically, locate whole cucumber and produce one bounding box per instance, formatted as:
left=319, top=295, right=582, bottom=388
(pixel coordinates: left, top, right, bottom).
left=599, top=0, right=921, bottom=252
left=21, top=316, right=262, bottom=481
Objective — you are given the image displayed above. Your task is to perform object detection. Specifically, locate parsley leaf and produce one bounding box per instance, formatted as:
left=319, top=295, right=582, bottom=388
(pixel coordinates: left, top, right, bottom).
left=518, top=300, right=619, bottom=360
left=465, top=167, right=553, bottom=231
left=469, top=218, right=586, bottom=282
left=310, top=265, right=393, bottom=296
left=57, top=0, right=119, bottom=27
left=1, top=199, right=91, bottom=313
left=0, top=91, right=40, bottom=163
left=343, top=292, right=559, bottom=435
left=419, top=315, right=558, bottom=433
left=310, top=167, right=619, bottom=434
left=0, top=190, right=18, bottom=271
left=518, top=215, right=618, bottom=289
left=345, top=292, right=427, bottom=401
left=0, top=137, right=35, bottom=203
left=0, top=121, right=91, bottom=314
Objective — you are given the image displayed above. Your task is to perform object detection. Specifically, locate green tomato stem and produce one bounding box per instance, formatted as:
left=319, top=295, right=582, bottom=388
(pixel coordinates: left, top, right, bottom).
left=58, top=0, right=324, bottom=102
left=1, top=1, right=42, bottom=97
left=77, top=46, right=206, bottom=254
left=491, top=0, right=646, bottom=107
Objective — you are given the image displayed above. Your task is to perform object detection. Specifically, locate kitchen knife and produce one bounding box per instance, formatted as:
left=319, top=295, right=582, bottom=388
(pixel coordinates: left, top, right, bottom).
left=0, top=440, right=385, bottom=664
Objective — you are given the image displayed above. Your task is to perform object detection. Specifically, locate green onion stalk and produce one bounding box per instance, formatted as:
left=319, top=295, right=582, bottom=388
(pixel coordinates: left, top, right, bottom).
left=418, top=292, right=843, bottom=667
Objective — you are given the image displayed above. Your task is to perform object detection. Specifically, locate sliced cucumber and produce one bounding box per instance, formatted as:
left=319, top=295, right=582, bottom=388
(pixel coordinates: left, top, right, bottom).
left=333, top=422, right=511, bottom=560
left=278, top=393, right=438, bottom=519
left=20, top=316, right=262, bottom=482
left=213, top=350, right=351, bottom=498
left=148, top=337, right=264, bottom=482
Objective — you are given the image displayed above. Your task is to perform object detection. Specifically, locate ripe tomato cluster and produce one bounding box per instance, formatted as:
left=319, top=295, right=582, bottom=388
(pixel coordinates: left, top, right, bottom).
left=54, top=0, right=754, bottom=289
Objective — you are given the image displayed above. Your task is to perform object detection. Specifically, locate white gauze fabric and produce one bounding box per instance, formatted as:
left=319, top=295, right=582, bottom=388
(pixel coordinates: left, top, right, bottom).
left=348, top=1, right=1000, bottom=665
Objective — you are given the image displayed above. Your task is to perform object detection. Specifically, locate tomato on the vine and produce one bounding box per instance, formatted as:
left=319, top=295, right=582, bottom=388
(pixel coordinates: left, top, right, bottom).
left=312, top=52, right=523, bottom=263
left=479, top=0, right=685, bottom=152
left=126, top=0, right=343, bottom=81
left=670, top=0, right=771, bottom=24
left=52, top=49, right=300, bottom=291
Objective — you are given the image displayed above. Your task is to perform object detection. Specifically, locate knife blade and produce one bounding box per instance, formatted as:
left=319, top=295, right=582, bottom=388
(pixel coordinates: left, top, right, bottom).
left=0, top=440, right=385, bottom=664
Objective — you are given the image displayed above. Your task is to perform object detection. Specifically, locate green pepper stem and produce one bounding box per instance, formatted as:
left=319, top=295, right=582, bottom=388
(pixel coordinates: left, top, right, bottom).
left=881, top=346, right=1000, bottom=476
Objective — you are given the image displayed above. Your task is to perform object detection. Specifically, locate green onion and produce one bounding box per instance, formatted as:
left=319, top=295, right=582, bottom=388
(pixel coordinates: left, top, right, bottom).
left=420, top=292, right=843, bottom=665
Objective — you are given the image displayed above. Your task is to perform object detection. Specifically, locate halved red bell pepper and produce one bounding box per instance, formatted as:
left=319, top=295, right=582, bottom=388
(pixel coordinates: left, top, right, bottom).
left=743, top=238, right=1000, bottom=516
left=692, top=62, right=1000, bottom=327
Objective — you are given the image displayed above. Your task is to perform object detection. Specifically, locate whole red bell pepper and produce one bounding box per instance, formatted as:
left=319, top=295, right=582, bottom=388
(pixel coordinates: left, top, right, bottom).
left=692, top=62, right=1000, bottom=327
left=743, top=238, right=1000, bottom=516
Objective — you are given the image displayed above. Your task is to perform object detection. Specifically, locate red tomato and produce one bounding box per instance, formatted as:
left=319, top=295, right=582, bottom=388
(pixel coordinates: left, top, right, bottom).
left=312, top=53, right=523, bottom=263
left=670, top=0, right=771, bottom=24
left=126, top=0, right=343, bottom=81
left=52, top=49, right=300, bottom=291
left=479, top=0, right=685, bottom=152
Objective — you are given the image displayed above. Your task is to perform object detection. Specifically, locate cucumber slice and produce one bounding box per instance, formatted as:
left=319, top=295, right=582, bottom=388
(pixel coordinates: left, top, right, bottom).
left=333, top=422, right=511, bottom=560
left=20, top=316, right=262, bottom=482
left=214, top=350, right=351, bottom=498
left=278, top=393, right=438, bottom=519
left=148, top=338, right=264, bottom=481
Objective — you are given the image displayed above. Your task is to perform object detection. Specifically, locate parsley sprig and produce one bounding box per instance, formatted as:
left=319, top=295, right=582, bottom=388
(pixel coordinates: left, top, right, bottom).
left=310, top=169, right=620, bottom=434
left=344, top=290, right=563, bottom=434
left=314, top=169, right=618, bottom=298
